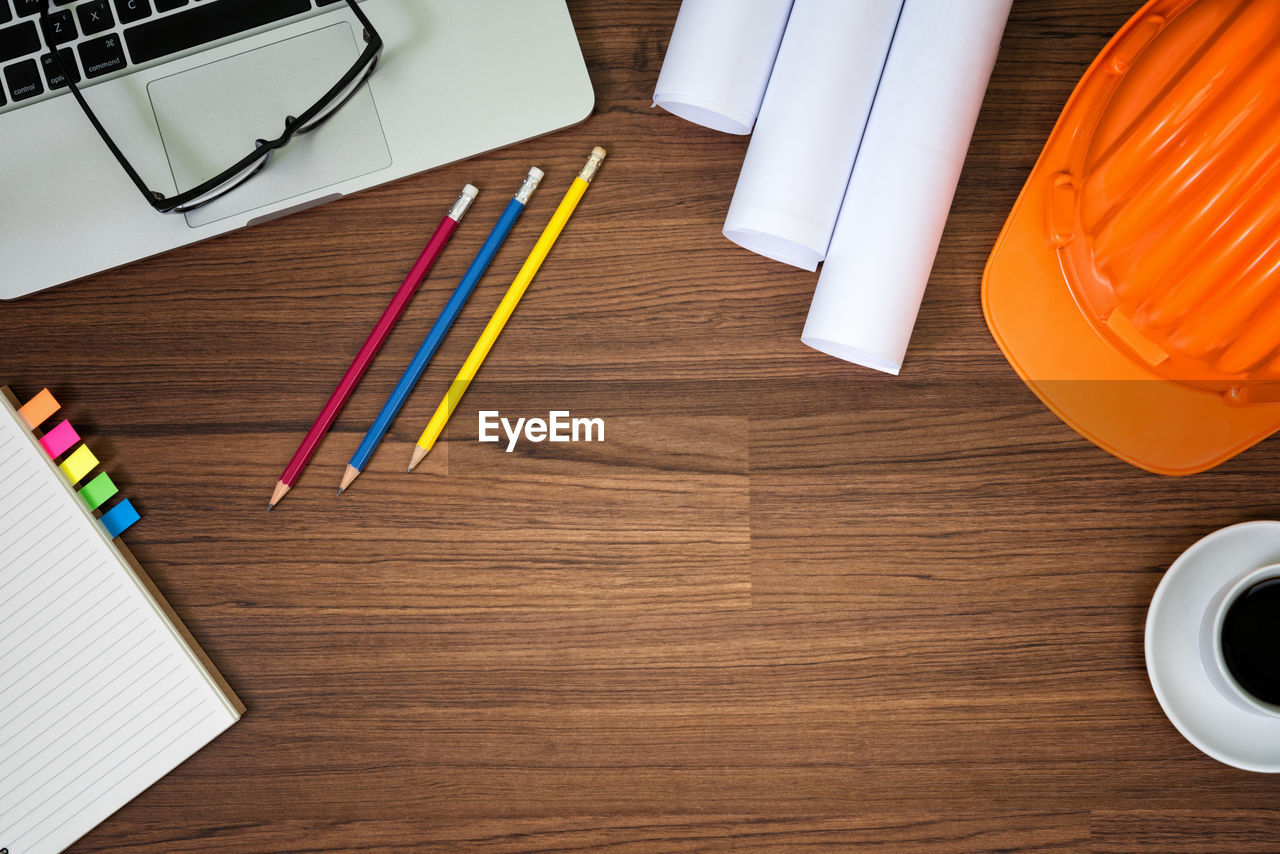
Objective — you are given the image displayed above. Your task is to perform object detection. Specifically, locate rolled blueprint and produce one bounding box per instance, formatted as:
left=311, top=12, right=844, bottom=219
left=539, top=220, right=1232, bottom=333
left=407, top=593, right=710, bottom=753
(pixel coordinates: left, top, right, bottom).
left=722, top=0, right=904, bottom=271
left=652, top=0, right=795, bottom=135
left=801, top=0, right=1013, bottom=375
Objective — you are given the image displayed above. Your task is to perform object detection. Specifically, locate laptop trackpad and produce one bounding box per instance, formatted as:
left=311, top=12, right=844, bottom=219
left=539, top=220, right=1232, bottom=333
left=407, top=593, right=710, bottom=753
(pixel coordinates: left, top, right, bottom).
left=147, top=22, right=391, bottom=228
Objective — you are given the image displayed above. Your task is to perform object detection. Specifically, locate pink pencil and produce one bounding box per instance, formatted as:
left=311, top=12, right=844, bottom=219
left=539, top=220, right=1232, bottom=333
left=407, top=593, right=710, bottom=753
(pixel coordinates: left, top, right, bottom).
left=269, top=184, right=478, bottom=509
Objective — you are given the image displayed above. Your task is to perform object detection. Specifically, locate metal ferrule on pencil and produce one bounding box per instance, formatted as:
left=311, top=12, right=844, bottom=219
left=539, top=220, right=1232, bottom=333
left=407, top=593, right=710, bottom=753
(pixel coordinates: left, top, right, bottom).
left=515, top=168, right=544, bottom=204
left=448, top=184, right=479, bottom=220
left=578, top=146, right=606, bottom=183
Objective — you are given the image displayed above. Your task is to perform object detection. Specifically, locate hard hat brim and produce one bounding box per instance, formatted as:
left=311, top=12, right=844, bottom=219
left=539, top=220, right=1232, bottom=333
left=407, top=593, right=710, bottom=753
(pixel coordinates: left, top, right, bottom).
left=983, top=174, right=1280, bottom=475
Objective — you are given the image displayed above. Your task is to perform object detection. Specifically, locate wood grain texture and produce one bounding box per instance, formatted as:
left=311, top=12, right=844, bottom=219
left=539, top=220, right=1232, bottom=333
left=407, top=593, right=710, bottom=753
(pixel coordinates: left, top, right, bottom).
left=3, top=0, right=1278, bottom=851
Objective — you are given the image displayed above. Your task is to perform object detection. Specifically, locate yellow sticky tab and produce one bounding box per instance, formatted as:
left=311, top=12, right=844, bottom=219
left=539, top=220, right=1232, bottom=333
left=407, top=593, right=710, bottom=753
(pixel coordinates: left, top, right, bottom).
left=59, top=444, right=98, bottom=484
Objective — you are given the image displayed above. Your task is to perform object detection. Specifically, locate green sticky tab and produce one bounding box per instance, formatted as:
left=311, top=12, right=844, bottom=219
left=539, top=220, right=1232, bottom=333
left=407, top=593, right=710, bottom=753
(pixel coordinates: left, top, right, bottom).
left=78, top=471, right=118, bottom=511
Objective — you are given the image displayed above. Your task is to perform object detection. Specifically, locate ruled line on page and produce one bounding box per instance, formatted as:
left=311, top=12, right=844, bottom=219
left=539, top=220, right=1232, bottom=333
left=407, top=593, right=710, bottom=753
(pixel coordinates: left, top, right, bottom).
left=0, top=641, right=167, bottom=803
left=0, top=493, right=64, bottom=568
left=0, top=630, right=160, bottom=760
left=0, top=544, right=107, bottom=636
left=0, top=466, right=39, bottom=508
left=0, top=539, right=99, bottom=634
left=0, top=440, right=24, bottom=471
left=0, top=579, right=124, bottom=709
left=23, top=708, right=217, bottom=854
left=0, top=459, right=82, bottom=558
left=8, top=689, right=203, bottom=844
left=0, top=659, right=181, bottom=809
left=0, top=464, right=44, bottom=520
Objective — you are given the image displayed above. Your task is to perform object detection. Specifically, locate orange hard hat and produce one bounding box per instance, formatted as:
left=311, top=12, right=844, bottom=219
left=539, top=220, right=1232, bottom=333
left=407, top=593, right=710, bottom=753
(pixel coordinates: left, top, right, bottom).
left=983, top=0, right=1280, bottom=475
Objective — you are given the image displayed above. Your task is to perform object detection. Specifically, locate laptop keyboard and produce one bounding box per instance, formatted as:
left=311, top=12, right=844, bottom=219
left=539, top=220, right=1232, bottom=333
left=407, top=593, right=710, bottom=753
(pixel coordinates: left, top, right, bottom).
left=0, top=0, right=352, bottom=114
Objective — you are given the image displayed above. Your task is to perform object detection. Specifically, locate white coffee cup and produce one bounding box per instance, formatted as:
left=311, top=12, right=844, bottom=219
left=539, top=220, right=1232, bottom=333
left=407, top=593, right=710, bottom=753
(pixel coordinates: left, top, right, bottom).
left=1199, top=563, right=1280, bottom=718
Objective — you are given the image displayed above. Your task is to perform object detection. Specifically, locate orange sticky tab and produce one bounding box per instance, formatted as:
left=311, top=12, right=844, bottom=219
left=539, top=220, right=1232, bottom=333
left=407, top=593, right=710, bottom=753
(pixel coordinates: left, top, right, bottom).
left=18, top=388, right=59, bottom=429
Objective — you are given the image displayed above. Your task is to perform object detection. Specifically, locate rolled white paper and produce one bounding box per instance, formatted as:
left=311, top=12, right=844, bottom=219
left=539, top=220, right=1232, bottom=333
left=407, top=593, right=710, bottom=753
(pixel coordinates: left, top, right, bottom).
left=801, top=0, right=1013, bottom=375
left=652, top=0, right=795, bottom=135
left=722, top=0, right=904, bottom=271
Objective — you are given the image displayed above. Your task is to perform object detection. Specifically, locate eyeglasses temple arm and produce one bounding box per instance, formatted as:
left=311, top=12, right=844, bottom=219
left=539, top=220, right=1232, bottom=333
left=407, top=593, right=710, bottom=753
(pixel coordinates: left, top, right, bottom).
left=39, top=7, right=164, bottom=207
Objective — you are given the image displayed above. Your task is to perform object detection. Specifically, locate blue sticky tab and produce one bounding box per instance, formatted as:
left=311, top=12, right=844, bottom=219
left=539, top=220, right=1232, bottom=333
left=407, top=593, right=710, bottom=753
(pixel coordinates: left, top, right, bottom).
left=99, top=499, right=141, bottom=538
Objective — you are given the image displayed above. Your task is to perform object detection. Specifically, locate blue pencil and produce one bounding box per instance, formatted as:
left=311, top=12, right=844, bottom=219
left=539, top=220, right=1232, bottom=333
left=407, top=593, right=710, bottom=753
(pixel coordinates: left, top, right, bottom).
left=339, top=167, right=544, bottom=492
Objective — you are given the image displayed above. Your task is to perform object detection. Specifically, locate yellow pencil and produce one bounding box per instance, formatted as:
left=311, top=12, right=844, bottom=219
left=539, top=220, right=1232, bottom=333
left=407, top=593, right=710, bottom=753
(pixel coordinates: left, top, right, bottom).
left=407, top=146, right=606, bottom=472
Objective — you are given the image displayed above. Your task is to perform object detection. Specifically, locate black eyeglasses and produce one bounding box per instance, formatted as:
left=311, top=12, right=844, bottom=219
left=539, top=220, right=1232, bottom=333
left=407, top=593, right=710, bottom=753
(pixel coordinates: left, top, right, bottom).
left=38, top=0, right=383, bottom=214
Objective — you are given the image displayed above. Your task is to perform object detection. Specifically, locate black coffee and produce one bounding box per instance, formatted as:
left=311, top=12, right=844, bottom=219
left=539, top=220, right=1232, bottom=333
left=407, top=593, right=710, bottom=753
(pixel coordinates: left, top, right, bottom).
left=1221, top=578, right=1280, bottom=706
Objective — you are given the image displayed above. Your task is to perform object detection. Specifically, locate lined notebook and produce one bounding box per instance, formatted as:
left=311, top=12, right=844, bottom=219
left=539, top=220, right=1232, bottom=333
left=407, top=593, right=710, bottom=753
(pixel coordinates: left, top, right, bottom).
left=0, top=387, right=242, bottom=854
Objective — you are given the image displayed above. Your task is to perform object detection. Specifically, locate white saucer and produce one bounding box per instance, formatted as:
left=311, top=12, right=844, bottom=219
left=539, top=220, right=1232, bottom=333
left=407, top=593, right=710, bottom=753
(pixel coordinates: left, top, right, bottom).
left=1146, top=520, right=1280, bottom=772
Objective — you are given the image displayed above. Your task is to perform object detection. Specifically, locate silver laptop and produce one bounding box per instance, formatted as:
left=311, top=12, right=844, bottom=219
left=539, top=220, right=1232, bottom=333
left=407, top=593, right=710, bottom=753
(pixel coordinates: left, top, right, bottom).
left=0, top=0, right=594, bottom=299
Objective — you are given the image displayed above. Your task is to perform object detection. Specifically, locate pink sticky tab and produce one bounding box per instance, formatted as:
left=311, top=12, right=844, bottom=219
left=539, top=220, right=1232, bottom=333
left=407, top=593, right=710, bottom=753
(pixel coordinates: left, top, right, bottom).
left=39, top=419, right=80, bottom=459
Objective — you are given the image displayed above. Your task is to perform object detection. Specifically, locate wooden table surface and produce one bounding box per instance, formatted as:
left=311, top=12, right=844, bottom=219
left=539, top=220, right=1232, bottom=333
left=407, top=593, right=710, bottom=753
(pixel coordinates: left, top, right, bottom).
left=4, top=0, right=1280, bottom=850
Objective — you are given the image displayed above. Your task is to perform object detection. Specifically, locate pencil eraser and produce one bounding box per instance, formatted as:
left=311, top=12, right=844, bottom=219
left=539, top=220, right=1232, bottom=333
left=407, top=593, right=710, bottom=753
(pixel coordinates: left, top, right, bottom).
left=528, top=167, right=545, bottom=181
left=591, top=145, right=607, bottom=159
left=462, top=183, right=479, bottom=200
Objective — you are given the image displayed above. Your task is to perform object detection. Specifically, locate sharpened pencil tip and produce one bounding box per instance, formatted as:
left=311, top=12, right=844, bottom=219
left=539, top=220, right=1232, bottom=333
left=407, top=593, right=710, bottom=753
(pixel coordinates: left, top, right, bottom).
left=339, top=465, right=361, bottom=493
left=269, top=480, right=292, bottom=508
left=266, top=503, right=274, bottom=512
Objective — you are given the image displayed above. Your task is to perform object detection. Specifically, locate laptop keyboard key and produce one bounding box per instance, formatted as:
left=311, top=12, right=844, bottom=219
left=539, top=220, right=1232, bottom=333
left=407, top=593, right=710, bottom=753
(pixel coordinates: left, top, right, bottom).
left=44, top=9, right=77, bottom=44
left=0, top=20, right=38, bottom=62
left=153, top=0, right=187, bottom=10
left=125, top=0, right=311, bottom=65
left=76, top=0, right=114, bottom=35
left=41, top=47, right=79, bottom=88
left=5, top=56, right=41, bottom=100
left=113, top=0, right=150, bottom=24
left=0, top=2, right=10, bottom=26
left=78, top=32, right=125, bottom=78
left=13, top=0, right=40, bottom=18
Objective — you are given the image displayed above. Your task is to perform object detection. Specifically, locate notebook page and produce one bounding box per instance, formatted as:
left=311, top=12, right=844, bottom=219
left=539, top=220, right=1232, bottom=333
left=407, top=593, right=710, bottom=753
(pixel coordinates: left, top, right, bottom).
left=0, top=398, right=238, bottom=854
